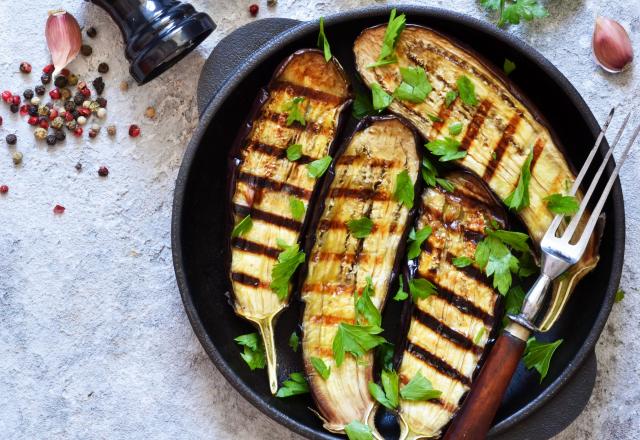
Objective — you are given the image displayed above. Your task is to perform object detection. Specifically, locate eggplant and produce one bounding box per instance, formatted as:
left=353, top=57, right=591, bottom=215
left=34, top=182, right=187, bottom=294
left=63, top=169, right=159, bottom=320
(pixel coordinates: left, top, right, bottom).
left=396, top=172, right=505, bottom=439
left=353, top=25, right=601, bottom=331
left=228, top=49, right=352, bottom=394
left=301, top=116, right=420, bottom=434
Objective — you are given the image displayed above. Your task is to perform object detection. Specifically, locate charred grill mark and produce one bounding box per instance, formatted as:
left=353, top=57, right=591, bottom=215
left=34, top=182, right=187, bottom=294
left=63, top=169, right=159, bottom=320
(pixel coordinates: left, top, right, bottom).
left=446, top=254, right=491, bottom=287
left=531, top=138, right=545, bottom=171
left=413, top=307, right=482, bottom=355
left=311, top=251, right=385, bottom=266
left=460, top=100, right=492, bottom=150
left=329, top=187, right=391, bottom=201
left=237, top=171, right=311, bottom=199
left=260, top=110, right=327, bottom=134
left=231, top=237, right=280, bottom=259
left=231, top=272, right=268, bottom=289
left=271, top=80, right=345, bottom=105
left=406, top=342, right=472, bottom=386
left=483, top=113, right=522, bottom=181
left=463, top=229, right=485, bottom=245
left=431, top=100, right=452, bottom=133
left=234, top=204, right=303, bottom=231
left=246, top=140, right=315, bottom=164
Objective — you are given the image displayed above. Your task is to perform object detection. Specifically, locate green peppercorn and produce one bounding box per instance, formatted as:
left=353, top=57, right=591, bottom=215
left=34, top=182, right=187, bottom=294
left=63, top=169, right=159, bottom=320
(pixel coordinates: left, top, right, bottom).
left=12, top=151, right=23, bottom=165
left=34, top=127, right=47, bottom=140
left=38, top=105, right=49, bottom=116
left=51, top=116, right=64, bottom=130
left=67, top=74, right=79, bottom=86
left=65, top=120, right=77, bottom=130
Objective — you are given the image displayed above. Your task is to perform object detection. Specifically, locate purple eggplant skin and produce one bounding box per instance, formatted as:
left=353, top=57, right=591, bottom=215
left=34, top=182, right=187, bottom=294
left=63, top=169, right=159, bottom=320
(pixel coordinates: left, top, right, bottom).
left=225, top=48, right=353, bottom=394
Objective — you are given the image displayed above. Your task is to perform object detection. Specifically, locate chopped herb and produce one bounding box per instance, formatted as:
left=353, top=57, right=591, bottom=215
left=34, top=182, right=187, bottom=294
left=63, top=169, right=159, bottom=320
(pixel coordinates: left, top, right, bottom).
left=317, top=17, right=332, bottom=62
left=476, top=228, right=530, bottom=295
left=456, top=75, right=478, bottom=106
left=491, top=151, right=498, bottom=161
left=368, top=369, right=399, bottom=410
left=400, top=371, right=442, bottom=401
left=310, top=356, right=331, bottom=380
left=376, top=342, right=395, bottom=371
left=523, top=337, right=562, bottom=382
left=367, top=8, right=406, bottom=68
left=307, top=155, right=332, bottom=178
left=504, top=58, right=517, bottom=75
left=474, top=327, right=486, bottom=345
left=393, top=277, right=409, bottom=301
left=371, top=83, right=393, bottom=111
left=425, top=137, right=467, bottom=162
left=452, top=255, right=473, bottom=268
left=518, top=251, right=538, bottom=278
left=355, top=276, right=382, bottom=327
left=421, top=157, right=438, bottom=186
left=289, top=331, right=300, bottom=352
left=428, top=113, right=443, bottom=122
left=347, top=217, right=374, bottom=239
left=503, top=285, right=525, bottom=326
left=448, top=121, right=463, bottom=135
left=234, top=332, right=266, bottom=370
left=345, top=420, right=373, bottom=440
left=407, top=226, right=432, bottom=259
left=445, top=90, right=458, bottom=107
left=284, top=97, right=306, bottom=126
left=394, top=66, right=432, bottom=103
left=394, top=169, right=414, bottom=208
left=276, top=372, right=310, bottom=397
left=332, top=323, right=387, bottom=366
left=544, top=193, right=580, bottom=215
left=409, top=278, right=437, bottom=301
left=615, top=288, right=625, bottom=303
left=353, top=89, right=376, bottom=119
left=487, top=229, right=530, bottom=252
left=500, top=0, right=548, bottom=26
left=286, top=143, right=303, bottom=161
left=505, top=148, right=534, bottom=211
left=231, top=215, right=253, bottom=237
left=436, top=178, right=455, bottom=192
left=270, top=242, right=306, bottom=300
left=289, top=196, right=306, bottom=221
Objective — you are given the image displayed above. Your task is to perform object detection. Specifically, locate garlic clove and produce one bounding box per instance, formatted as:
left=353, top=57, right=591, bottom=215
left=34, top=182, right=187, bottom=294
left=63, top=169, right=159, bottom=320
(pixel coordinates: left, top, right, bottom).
left=45, top=10, right=82, bottom=72
left=592, top=16, right=634, bottom=73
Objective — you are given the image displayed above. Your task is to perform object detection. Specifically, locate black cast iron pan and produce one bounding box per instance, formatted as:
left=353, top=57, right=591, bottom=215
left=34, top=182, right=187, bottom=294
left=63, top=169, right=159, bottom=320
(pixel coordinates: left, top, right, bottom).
left=172, top=5, right=625, bottom=439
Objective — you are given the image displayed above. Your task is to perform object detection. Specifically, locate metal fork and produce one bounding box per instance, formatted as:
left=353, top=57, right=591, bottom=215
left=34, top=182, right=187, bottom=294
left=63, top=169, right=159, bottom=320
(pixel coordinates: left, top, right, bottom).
left=443, top=108, right=639, bottom=440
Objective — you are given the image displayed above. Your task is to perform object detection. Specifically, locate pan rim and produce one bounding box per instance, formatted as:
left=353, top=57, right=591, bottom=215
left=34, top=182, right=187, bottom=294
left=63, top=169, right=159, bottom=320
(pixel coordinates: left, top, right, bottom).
left=171, top=5, right=625, bottom=439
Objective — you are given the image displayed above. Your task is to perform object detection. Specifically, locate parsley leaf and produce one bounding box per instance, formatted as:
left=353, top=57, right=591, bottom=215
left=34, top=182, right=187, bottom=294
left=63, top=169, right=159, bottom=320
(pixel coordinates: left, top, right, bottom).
left=284, top=97, right=306, bottom=126
left=518, top=251, right=538, bottom=278
left=376, top=342, right=395, bottom=371
left=393, top=277, right=409, bottom=301
left=503, top=285, right=525, bottom=326
left=368, top=369, right=399, bottom=410
left=289, top=196, right=305, bottom=221
left=393, top=67, right=432, bottom=103
left=231, top=214, right=253, bottom=237
left=371, top=83, right=393, bottom=111
left=355, top=276, right=382, bottom=327
left=487, top=229, right=530, bottom=252
left=310, top=356, right=331, bottom=380
left=345, top=421, right=373, bottom=440
left=448, top=121, right=463, bottom=136
left=523, top=337, right=562, bottom=382
left=475, top=230, right=529, bottom=296
left=428, top=114, right=443, bottom=122
left=400, top=371, right=442, bottom=401
left=445, top=90, right=458, bottom=107
left=504, top=58, right=517, bottom=75
left=500, top=0, right=548, bottom=26
left=276, top=372, right=310, bottom=397
left=394, top=169, right=414, bottom=208
left=332, top=323, right=387, bottom=367
left=289, top=331, right=299, bottom=352
left=474, top=326, right=486, bottom=345
left=436, top=178, right=455, bottom=192
left=367, top=8, right=407, bottom=68
left=456, top=75, right=478, bottom=106
left=407, top=226, right=432, bottom=259
left=307, top=155, right=332, bottom=178
left=317, top=17, right=332, bottom=62
left=235, top=332, right=266, bottom=370
left=544, top=193, right=580, bottom=215
left=353, top=89, right=376, bottom=119
left=409, top=278, right=437, bottom=301
left=452, top=255, right=473, bottom=268
left=347, top=217, right=374, bottom=239
left=421, top=157, right=438, bottom=186
left=286, top=143, right=303, bottom=161
left=425, top=137, right=467, bottom=162
left=615, top=288, right=625, bottom=303
left=270, top=242, right=306, bottom=300
left=505, top=147, right=533, bottom=211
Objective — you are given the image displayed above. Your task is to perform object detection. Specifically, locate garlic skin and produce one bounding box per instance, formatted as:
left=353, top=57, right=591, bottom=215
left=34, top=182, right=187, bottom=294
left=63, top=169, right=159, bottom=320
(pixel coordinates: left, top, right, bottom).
left=45, top=10, right=82, bottom=71
left=592, top=16, right=634, bottom=73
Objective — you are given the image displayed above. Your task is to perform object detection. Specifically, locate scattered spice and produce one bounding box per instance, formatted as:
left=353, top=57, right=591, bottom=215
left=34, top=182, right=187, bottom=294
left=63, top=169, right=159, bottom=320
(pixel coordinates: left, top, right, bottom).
left=6, top=134, right=17, bottom=145
left=249, top=4, right=259, bottom=16
left=28, top=116, right=38, bottom=126
left=75, top=162, right=82, bottom=171
left=96, top=97, right=107, bottom=108
left=19, top=62, right=32, bottom=73
left=77, top=116, right=87, bottom=126
left=92, top=77, right=105, bottom=95
left=55, top=130, right=66, bottom=142
left=53, top=204, right=65, bottom=214
left=49, top=88, right=61, bottom=100
left=41, top=73, right=51, bottom=84
left=73, top=127, right=83, bottom=136
left=0, top=185, right=8, bottom=194
left=86, top=26, right=97, bottom=38
left=34, top=85, right=45, bottom=96
left=10, top=104, right=19, bottom=113
left=80, top=44, right=93, bottom=56
left=119, top=81, right=129, bottom=91
left=23, top=89, right=34, bottom=100
left=12, top=151, right=23, bottom=165
left=97, top=62, right=109, bottom=74
left=107, top=125, right=116, bottom=136
left=67, top=73, right=78, bottom=86
left=98, top=166, right=109, bottom=177
left=96, top=108, right=107, bottom=119
left=54, top=75, right=68, bottom=88
left=46, top=134, right=57, bottom=146
left=267, top=0, right=277, bottom=5
left=144, top=106, right=156, bottom=119
left=43, top=64, right=55, bottom=75
left=34, top=127, right=47, bottom=140
left=11, top=95, right=20, bottom=105
left=129, top=124, right=140, bottom=137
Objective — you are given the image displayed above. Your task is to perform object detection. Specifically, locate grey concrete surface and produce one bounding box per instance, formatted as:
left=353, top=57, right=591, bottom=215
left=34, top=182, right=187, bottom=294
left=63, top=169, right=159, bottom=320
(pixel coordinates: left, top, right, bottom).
left=0, top=1, right=638, bottom=439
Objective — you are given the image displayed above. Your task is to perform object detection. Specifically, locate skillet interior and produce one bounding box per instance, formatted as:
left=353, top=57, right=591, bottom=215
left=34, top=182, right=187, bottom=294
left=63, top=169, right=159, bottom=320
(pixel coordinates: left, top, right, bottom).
left=172, top=6, right=624, bottom=439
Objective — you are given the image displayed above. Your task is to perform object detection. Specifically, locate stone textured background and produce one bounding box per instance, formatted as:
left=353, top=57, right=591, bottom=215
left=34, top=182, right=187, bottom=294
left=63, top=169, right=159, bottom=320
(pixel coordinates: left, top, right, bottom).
left=1, top=0, right=638, bottom=439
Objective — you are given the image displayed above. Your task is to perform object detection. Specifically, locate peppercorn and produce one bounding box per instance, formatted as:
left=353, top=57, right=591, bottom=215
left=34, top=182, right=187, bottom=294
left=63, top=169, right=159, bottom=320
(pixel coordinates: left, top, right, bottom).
left=249, top=3, right=259, bottom=16
left=107, top=125, right=116, bottom=136
left=267, top=0, right=277, bottom=5
left=53, top=204, right=65, bottom=214
left=80, top=87, right=91, bottom=98
left=30, top=96, right=41, bottom=105
left=78, top=107, right=91, bottom=118
left=38, top=118, right=49, bottom=129
left=145, top=106, right=156, bottom=119
left=43, top=64, right=54, bottom=75
left=96, top=97, right=107, bottom=108
left=80, top=44, right=93, bottom=56
left=89, top=128, right=99, bottom=138
left=86, top=26, right=97, bottom=38
left=77, top=81, right=87, bottom=90
left=0, top=185, right=8, bottom=194
left=98, top=62, right=109, bottom=74
left=88, top=101, right=100, bottom=112
left=23, top=89, right=34, bottom=100
left=34, top=127, right=47, bottom=140
left=92, top=77, right=105, bottom=95
left=27, top=105, right=38, bottom=116
left=67, top=73, right=78, bottom=86
left=60, top=88, right=72, bottom=101
left=51, top=116, right=64, bottom=130
left=49, top=108, right=58, bottom=120
left=71, top=110, right=80, bottom=119
left=60, top=68, right=70, bottom=77
left=77, top=116, right=87, bottom=126
left=64, top=111, right=74, bottom=122
left=49, top=88, right=61, bottom=100
left=75, top=162, right=82, bottom=171
left=74, top=93, right=84, bottom=106
left=45, top=102, right=53, bottom=109
left=19, top=61, right=32, bottom=73
left=119, top=81, right=129, bottom=92
left=12, top=151, right=23, bottom=165
left=98, top=166, right=109, bottom=177
left=19, top=104, right=28, bottom=116
left=38, top=105, right=49, bottom=116
left=1, top=91, right=11, bottom=102
left=66, top=120, right=77, bottom=130
left=45, top=134, right=57, bottom=146
left=129, top=124, right=141, bottom=137
left=41, top=73, right=51, bottom=84
left=54, top=75, right=68, bottom=88
left=35, top=85, right=45, bottom=96
left=55, top=130, right=66, bottom=142
left=6, top=134, right=17, bottom=145
left=10, top=104, right=19, bottom=113
left=64, top=101, right=75, bottom=112
left=28, top=116, right=38, bottom=126
left=97, top=108, right=107, bottom=119
left=73, top=127, right=83, bottom=137
left=11, top=95, right=20, bottom=105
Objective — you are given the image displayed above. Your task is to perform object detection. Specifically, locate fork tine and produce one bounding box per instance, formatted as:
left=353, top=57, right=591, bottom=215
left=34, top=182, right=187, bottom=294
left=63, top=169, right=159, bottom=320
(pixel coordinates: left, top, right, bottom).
left=577, top=120, right=640, bottom=251
left=561, top=112, right=632, bottom=241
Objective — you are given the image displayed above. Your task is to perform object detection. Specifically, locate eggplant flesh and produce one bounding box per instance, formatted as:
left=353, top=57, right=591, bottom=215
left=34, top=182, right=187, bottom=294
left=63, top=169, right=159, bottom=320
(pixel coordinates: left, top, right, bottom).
left=229, top=49, right=351, bottom=394
left=397, top=172, right=505, bottom=439
left=354, top=25, right=600, bottom=330
left=301, top=117, right=420, bottom=434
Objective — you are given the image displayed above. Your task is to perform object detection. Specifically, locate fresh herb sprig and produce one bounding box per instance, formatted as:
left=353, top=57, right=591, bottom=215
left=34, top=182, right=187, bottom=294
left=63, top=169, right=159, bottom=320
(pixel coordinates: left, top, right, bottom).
left=523, top=337, right=562, bottom=382
left=475, top=228, right=531, bottom=295
left=310, top=357, right=331, bottom=380
left=345, top=421, right=374, bottom=440
left=409, top=278, right=437, bottom=301
left=307, top=155, right=332, bottom=178
left=400, top=371, right=442, bottom=401
left=276, top=372, right=310, bottom=397
left=270, top=241, right=306, bottom=300
left=234, top=332, right=266, bottom=370
left=368, top=369, right=399, bottom=410
left=425, top=137, right=467, bottom=162
left=505, top=148, right=533, bottom=211
left=347, top=217, right=374, bottom=239
left=480, top=0, right=549, bottom=27
left=231, top=214, right=253, bottom=237
left=368, top=9, right=407, bottom=68
left=544, top=193, right=580, bottom=215
left=284, top=97, right=306, bottom=126
left=407, top=226, right=432, bottom=260
left=317, top=17, right=332, bottom=61
left=355, top=276, right=382, bottom=327
left=394, top=66, right=432, bottom=103
left=332, top=323, right=387, bottom=367
left=394, top=169, right=414, bottom=208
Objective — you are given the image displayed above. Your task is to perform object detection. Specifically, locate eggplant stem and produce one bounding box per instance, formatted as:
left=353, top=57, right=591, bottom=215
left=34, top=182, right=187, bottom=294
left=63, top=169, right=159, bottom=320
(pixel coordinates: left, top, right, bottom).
left=255, top=316, right=278, bottom=395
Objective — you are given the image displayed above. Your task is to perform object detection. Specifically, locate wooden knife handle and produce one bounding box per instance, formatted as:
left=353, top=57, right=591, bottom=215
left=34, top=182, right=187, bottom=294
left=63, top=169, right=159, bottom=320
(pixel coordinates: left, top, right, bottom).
left=443, top=324, right=529, bottom=440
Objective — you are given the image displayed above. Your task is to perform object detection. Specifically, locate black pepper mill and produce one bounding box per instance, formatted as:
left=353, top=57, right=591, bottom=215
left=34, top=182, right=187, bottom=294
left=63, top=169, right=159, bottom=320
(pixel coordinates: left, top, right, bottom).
left=87, top=0, right=215, bottom=84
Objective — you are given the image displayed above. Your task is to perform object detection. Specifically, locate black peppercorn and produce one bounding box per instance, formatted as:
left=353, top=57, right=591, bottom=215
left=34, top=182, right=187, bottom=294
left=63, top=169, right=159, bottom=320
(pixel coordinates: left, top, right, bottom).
left=64, top=100, right=76, bottom=112
left=23, top=89, right=34, bottom=100
left=86, top=27, right=97, bottom=38
left=55, top=130, right=66, bottom=142
left=35, top=85, right=45, bottom=96
left=10, top=104, right=19, bottom=113
left=73, top=93, right=84, bottom=106
left=41, top=73, right=51, bottom=84
left=97, top=63, right=109, bottom=74
left=46, top=134, right=57, bottom=146
left=92, top=77, right=105, bottom=95
left=96, top=97, right=107, bottom=108
left=80, top=44, right=93, bottom=56
left=75, top=162, right=82, bottom=171
left=54, top=75, right=68, bottom=88
left=98, top=166, right=109, bottom=177
left=6, top=134, right=17, bottom=145
left=28, top=105, right=38, bottom=116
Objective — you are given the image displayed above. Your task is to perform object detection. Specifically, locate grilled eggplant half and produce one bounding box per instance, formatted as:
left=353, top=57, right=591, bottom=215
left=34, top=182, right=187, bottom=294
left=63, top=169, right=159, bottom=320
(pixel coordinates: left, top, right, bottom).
left=228, top=49, right=351, bottom=394
left=397, top=172, right=505, bottom=439
left=354, top=25, right=601, bottom=330
left=301, top=116, right=420, bottom=434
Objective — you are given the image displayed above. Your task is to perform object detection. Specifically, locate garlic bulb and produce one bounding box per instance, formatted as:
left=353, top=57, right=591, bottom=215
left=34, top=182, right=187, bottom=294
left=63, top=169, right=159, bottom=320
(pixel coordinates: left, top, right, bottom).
left=592, top=17, right=634, bottom=73
left=45, top=10, right=82, bottom=71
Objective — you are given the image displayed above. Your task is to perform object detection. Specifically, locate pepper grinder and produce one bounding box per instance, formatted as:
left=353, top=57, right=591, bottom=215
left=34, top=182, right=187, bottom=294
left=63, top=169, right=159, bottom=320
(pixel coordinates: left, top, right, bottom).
left=87, top=0, right=215, bottom=84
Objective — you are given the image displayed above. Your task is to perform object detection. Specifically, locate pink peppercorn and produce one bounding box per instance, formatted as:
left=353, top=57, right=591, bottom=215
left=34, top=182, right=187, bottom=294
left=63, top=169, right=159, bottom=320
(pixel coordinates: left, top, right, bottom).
left=249, top=3, right=259, bottom=15
left=11, top=95, right=20, bottom=105
left=0, top=185, right=8, bottom=194
left=98, top=166, right=109, bottom=177
left=53, top=204, right=65, bottom=214
left=1, top=91, right=12, bottom=102
left=43, top=64, right=54, bottom=75
left=49, top=88, right=61, bottom=100
left=128, top=124, right=141, bottom=137
left=73, top=127, right=83, bottom=137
